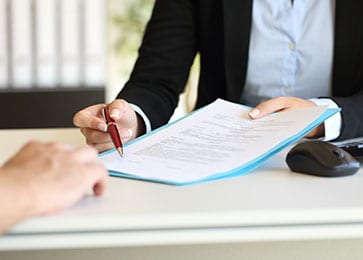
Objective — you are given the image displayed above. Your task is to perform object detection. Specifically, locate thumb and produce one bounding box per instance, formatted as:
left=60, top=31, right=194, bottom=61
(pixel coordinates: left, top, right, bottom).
left=248, top=97, right=290, bottom=119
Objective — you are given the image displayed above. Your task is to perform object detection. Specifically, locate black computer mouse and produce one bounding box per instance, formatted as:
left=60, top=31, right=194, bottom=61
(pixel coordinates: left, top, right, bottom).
left=286, top=140, right=360, bottom=177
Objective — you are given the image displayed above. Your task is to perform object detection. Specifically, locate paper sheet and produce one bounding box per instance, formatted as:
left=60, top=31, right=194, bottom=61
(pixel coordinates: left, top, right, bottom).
left=100, top=99, right=339, bottom=185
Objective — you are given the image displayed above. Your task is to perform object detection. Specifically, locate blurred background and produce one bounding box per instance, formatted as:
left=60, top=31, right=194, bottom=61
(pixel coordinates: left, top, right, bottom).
left=108, top=0, right=198, bottom=120
left=0, top=0, right=197, bottom=128
left=108, top=0, right=152, bottom=101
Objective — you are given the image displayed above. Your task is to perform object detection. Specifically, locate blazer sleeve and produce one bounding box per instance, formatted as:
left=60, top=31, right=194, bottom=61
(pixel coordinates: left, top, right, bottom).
left=332, top=90, right=363, bottom=140
left=117, top=0, right=197, bottom=130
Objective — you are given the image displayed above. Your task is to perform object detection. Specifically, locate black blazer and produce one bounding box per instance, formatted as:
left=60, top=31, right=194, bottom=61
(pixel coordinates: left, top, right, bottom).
left=118, top=0, right=363, bottom=140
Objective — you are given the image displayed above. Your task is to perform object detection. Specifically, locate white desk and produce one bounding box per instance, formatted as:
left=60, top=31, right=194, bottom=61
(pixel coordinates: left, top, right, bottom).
left=1, top=128, right=363, bottom=260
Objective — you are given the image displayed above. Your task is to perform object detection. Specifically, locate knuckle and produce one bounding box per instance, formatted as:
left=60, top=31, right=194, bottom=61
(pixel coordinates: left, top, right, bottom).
left=275, top=96, right=286, bottom=103
left=46, top=141, right=62, bottom=149
left=25, top=140, right=41, bottom=148
left=112, top=99, right=124, bottom=107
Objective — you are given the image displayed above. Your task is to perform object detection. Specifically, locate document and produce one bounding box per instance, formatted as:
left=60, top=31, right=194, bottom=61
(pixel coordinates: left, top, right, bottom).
left=100, top=99, right=339, bottom=185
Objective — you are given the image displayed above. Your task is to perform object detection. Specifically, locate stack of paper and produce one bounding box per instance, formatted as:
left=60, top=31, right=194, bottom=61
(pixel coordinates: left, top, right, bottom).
left=100, top=99, right=339, bottom=185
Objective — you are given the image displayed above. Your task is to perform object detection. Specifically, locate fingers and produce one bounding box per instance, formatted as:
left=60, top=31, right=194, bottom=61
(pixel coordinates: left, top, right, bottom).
left=249, top=97, right=316, bottom=119
left=50, top=144, right=108, bottom=197
left=80, top=127, right=133, bottom=152
left=107, top=99, right=128, bottom=121
left=82, top=163, right=108, bottom=196
left=32, top=142, right=100, bottom=164
left=3, top=140, right=109, bottom=216
left=69, top=147, right=108, bottom=197
left=73, top=99, right=138, bottom=152
left=68, top=146, right=99, bottom=163
left=71, top=146, right=108, bottom=196
left=249, top=97, right=290, bottom=119
left=73, top=99, right=135, bottom=133
left=80, top=128, right=110, bottom=143
left=108, top=99, right=138, bottom=130
left=15, top=141, right=75, bottom=161
left=247, top=97, right=323, bottom=138
left=92, top=170, right=108, bottom=196
left=55, top=145, right=109, bottom=197
left=73, top=104, right=107, bottom=132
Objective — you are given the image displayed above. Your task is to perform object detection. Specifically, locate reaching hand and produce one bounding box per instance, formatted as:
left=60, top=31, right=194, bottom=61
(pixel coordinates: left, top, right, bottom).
left=1, top=141, right=108, bottom=216
left=248, top=97, right=324, bottom=138
left=73, top=99, right=145, bottom=152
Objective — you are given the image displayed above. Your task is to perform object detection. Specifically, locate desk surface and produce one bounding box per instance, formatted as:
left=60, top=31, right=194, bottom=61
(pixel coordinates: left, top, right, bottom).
left=1, top=128, right=363, bottom=250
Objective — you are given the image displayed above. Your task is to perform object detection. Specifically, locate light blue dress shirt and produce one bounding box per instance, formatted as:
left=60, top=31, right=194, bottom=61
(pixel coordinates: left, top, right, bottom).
left=136, top=0, right=341, bottom=140
left=242, top=0, right=340, bottom=140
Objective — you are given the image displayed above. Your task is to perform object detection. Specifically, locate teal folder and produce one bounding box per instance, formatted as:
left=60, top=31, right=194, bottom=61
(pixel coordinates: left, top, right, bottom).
left=100, top=99, right=340, bottom=185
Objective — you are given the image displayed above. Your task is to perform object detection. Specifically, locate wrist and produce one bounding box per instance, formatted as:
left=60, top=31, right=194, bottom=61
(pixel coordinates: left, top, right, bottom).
left=0, top=168, right=38, bottom=230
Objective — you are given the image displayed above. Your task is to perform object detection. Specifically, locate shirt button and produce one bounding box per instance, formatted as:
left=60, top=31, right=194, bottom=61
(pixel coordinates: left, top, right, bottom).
left=289, top=42, right=296, bottom=51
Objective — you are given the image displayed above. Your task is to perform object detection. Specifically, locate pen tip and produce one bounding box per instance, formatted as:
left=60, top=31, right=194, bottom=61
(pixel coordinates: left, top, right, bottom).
left=117, top=147, right=124, bottom=157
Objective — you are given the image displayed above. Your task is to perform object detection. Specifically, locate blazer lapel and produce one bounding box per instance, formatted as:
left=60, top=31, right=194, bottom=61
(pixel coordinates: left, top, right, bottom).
left=333, top=0, right=363, bottom=95
left=222, top=0, right=253, bottom=101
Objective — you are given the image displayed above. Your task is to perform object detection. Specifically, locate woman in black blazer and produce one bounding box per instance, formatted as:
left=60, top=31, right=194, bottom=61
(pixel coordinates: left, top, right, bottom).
left=74, top=0, right=363, bottom=151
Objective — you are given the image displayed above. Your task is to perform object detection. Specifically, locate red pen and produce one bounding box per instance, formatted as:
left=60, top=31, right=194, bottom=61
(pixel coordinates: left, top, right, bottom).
left=103, top=106, right=123, bottom=157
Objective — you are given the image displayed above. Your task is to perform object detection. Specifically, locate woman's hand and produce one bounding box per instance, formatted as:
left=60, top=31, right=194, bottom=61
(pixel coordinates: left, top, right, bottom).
left=248, top=97, right=324, bottom=138
left=73, top=99, right=145, bottom=152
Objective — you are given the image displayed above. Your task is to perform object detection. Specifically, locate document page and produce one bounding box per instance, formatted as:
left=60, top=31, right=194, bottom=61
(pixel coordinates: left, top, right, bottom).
left=100, top=99, right=338, bottom=185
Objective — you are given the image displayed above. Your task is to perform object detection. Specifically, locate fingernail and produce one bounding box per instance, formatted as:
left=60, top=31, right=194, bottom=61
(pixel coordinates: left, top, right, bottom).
left=97, top=123, right=107, bottom=132
left=249, top=108, right=260, bottom=118
left=110, top=109, right=120, bottom=119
